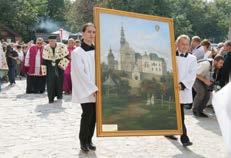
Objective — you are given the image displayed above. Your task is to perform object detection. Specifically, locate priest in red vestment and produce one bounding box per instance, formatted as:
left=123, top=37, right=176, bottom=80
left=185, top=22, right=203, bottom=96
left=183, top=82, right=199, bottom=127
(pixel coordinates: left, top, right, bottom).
left=63, top=38, right=76, bottom=94
left=24, top=38, right=46, bottom=93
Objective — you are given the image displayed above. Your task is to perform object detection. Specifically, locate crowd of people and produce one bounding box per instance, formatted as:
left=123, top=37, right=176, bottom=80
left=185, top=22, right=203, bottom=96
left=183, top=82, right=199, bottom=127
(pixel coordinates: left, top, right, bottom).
left=165, top=35, right=231, bottom=147
left=0, top=36, right=81, bottom=94
left=189, top=36, right=231, bottom=118
left=0, top=23, right=97, bottom=152
left=0, top=22, right=231, bottom=152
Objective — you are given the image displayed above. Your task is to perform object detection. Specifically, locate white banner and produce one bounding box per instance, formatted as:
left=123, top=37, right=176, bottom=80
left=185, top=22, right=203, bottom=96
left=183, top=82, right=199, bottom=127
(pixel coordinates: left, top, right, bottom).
left=213, top=82, right=231, bottom=157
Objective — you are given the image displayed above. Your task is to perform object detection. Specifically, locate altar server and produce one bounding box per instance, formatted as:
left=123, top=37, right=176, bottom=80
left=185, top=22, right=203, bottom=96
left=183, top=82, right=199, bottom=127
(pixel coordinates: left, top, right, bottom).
left=71, top=23, right=98, bottom=152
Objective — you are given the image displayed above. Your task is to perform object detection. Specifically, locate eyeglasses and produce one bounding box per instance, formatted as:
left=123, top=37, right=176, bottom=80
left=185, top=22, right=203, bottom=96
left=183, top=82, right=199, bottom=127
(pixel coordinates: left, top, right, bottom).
left=37, top=42, right=43, bottom=45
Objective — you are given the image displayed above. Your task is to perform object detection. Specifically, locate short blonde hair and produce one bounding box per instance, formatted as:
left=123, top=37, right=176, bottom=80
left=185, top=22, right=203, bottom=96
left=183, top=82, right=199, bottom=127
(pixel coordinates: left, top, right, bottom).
left=36, top=37, right=44, bottom=42
left=68, top=38, right=75, bottom=45
left=75, top=39, right=80, bottom=43
left=201, top=39, right=211, bottom=49
left=68, top=38, right=75, bottom=43
left=192, top=36, right=201, bottom=42
left=176, top=34, right=190, bottom=44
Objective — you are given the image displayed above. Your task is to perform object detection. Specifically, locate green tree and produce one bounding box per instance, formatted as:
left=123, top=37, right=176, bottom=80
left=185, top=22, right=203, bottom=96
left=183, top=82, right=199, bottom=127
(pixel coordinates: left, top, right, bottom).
left=101, top=0, right=230, bottom=41
left=0, top=0, right=47, bottom=41
left=116, top=79, right=131, bottom=96
left=208, top=0, right=231, bottom=41
left=140, top=78, right=161, bottom=99
left=47, top=0, right=65, bottom=23
left=66, top=0, right=98, bottom=32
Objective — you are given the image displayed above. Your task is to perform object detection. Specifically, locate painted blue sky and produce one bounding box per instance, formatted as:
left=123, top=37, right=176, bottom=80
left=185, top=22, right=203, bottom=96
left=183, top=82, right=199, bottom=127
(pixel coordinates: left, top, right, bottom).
left=99, top=13, right=173, bottom=70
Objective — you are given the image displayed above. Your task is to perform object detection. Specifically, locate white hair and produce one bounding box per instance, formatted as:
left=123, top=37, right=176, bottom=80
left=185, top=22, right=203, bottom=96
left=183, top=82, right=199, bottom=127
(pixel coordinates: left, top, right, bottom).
left=176, top=34, right=190, bottom=44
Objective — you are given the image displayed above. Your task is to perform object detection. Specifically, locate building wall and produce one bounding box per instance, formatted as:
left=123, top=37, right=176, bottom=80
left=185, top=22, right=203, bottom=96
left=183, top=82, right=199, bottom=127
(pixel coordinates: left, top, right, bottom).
left=120, top=42, right=136, bottom=72
left=137, top=56, right=163, bottom=75
left=0, top=26, right=21, bottom=42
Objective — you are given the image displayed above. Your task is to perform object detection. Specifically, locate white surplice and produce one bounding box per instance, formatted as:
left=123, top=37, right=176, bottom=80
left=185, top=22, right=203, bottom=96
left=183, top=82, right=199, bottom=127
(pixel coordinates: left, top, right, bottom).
left=24, top=48, right=41, bottom=76
left=0, top=42, right=8, bottom=70
left=176, top=53, right=198, bottom=104
left=71, top=47, right=98, bottom=103
left=212, top=83, right=231, bottom=157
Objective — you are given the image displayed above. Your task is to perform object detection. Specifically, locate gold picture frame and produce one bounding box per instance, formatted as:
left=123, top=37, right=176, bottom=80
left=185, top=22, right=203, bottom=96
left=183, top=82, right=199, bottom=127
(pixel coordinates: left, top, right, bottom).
left=94, top=7, right=182, bottom=137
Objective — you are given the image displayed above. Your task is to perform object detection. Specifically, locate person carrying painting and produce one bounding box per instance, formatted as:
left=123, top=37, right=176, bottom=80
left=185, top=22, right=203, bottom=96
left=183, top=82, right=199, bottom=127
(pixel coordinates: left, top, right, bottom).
left=71, top=23, right=98, bottom=152
left=165, top=35, right=197, bottom=147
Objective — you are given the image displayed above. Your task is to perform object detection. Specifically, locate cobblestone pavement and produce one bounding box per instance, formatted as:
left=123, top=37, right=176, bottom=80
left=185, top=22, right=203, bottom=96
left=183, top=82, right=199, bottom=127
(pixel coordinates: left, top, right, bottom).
left=0, top=79, right=227, bottom=158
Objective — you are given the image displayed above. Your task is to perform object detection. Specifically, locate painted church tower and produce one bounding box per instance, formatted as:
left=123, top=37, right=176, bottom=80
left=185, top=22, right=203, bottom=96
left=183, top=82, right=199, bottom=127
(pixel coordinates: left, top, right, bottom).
left=119, top=25, right=135, bottom=72
left=108, top=47, right=115, bottom=69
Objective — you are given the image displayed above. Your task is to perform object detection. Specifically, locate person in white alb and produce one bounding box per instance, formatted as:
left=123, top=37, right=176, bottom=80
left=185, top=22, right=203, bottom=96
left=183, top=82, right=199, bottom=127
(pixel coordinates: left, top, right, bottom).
left=166, top=35, right=197, bottom=147
left=71, top=23, right=98, bottom=152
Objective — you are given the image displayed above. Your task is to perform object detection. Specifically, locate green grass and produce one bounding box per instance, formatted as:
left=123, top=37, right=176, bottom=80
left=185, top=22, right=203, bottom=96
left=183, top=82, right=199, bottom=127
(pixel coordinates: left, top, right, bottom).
left=102, top=95, right=177, bottom=130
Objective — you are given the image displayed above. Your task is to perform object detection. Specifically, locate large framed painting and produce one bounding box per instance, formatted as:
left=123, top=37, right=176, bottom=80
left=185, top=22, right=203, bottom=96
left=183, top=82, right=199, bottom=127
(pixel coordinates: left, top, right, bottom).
left=94, top=7, right=182, bottom=136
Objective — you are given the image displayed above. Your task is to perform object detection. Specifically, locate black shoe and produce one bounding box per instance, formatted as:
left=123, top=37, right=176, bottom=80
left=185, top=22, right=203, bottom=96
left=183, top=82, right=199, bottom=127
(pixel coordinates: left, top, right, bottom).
left=165, top=135, right=178, bottom=140
left=184, top=104, right=192, bottom=109
left=87, top=143, right=96, bottom=151
left=49, top=100, right=54, bottom=103
left=193, top=111, right=208, bottom=118
left=193, top=111, right=198, bottom=116
left=199, top=112, right=208, bottom=118
left=57, top=96, right=63, bottom=99
left=81, top=145, right=89, bottom=152
left=182, top=141, right=193, bottom=147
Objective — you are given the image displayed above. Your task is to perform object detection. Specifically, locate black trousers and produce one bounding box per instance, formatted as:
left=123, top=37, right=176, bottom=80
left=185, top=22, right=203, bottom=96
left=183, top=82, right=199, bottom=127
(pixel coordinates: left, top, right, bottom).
left=8, top=65, right=16, bottom=84
left=79, top=102, right=96, bottom=145
left=180, top=104, right=190, bottom=143
left=26, top=75, right=46, bottom=93
left=193, top=79, right=210, bottom=113
left=47, top=71, right=64, bottom=102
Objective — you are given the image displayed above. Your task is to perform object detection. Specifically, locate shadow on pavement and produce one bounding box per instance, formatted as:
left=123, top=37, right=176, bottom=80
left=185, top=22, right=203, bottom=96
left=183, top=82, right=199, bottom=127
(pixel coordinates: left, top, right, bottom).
left=16, top=93, right=47, bottom=100
left=78, top=150, right=97, bottom=158
left=167, top=139, right=206, bottom=158
left=196, top=116, right=222, bottom=136
left=35, top=100, right=65, bottom=118
left=63, top=94, right=72, bottom=102
left=0, top=84, right=14, bottom=91
left=184, top=108, right=222, bottom=136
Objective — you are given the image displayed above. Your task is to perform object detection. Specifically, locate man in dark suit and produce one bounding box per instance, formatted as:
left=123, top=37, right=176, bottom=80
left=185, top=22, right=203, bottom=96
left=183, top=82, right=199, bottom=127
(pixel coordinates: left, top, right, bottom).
left=218, top=40, right=231, bottom=87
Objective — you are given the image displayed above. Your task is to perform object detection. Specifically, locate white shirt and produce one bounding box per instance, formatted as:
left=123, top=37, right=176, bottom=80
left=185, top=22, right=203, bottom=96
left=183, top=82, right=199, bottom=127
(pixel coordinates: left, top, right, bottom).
left=24, top=47, right=42, bottom=76
left=177, top=52, right=197, bottom=104
left=0, top=42, right=8, bottom=70
left=197, top=59, right=213, bottom=80
left=192, top=45, right=205, bottom=60
left=71, top=47, right=98, bottom=103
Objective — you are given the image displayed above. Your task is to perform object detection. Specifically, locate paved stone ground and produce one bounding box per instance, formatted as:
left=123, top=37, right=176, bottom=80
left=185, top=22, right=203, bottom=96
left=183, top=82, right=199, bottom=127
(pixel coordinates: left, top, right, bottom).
left=0, top=78, right=227, bottom=158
